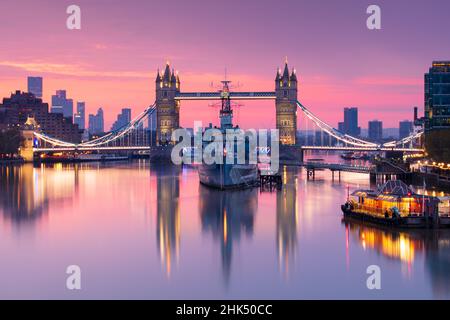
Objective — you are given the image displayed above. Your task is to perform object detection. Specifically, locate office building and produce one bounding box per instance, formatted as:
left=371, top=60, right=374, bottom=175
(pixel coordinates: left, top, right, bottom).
left=425, top=61, right=450, bottom=130
left=399, top=120, right=413, bottom=139
left=74, top=101, right=86, bottom=130
left=424, top=61, right=450, bottom=160
left=51, top=90, right=73, bottom=120
left=342, top=107, right=361, bottom=136
left=27, top=77, right=43, bottom=98
left=111, top=108, right=131, bottom=131
left=88, top=108, right=104, bottom=135
left=148, top=108, right=157, bottom=130
left=0, top=91, right=81, bottom=142
left=368, top=120, right=383, bottom=142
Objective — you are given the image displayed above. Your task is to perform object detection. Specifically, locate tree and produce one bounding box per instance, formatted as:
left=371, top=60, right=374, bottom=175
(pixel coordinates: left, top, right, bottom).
left=0, top=128, right=23, bottom=158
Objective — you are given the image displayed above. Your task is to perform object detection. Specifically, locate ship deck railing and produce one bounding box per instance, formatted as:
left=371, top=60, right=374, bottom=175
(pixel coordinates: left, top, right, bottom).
left=351, top=204, right=424, bottom=219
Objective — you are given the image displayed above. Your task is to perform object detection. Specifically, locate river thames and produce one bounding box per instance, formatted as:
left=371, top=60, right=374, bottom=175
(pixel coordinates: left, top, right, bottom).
left=0, top=157, right=449, bottom=299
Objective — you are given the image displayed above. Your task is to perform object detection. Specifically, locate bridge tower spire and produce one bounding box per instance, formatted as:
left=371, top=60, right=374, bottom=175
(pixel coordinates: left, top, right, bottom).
left=275, top=60, right=298, bottom=145
left=156, top=62, right=180, bottom=145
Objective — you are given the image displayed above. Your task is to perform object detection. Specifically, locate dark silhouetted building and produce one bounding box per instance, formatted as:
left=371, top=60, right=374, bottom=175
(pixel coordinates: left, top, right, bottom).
left=27, top=77, right=43, bottom=98
left=399, top=120, right=413, bottom=139
left=0, top=91, right=81, bottom=142
left=74, top=101, right=85, bottom=130
left=51, top=90, right=73, bottom=120
left=111, top=108, right=131, bottom=131
left=88, top=108, right=104, bottom=135
left=368, top=120, right=383, bottom=142
left=341, top=107, right=360, bottom=136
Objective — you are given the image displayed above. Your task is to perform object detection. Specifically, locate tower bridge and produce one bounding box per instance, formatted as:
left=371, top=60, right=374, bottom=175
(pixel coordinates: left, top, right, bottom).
left=31, top=61, right=424, bottom=161
left=154, top=61, right=297, bottom=146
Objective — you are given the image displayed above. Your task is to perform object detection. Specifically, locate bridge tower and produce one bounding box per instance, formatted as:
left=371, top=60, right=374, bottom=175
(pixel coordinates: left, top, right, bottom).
left=275, top=61, right=298, bottom=145
left=20, top=116, right=39, bottom=162
left=155, top=62, right=180, bottom=145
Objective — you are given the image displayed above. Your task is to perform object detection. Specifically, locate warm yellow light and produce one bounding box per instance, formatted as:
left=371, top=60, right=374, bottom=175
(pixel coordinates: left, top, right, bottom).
left=223, top=211, right=228, bottom=243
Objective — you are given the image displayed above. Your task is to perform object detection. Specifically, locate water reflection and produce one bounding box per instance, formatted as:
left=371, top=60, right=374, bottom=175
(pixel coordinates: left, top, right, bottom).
left=153, top=164, right=181, bottom=277
left=0, top=164, right=75, bottom=224
left=344, top=218, right=450, bottom=298
left=277, top=167, right=298, bottom=276
left=1, top=160, right=450, bottom=298
left=426, top=237, right=450, bottom=298
left=199, top=185, right=258, bottom=284
left=344, top=220, right=420, bottom=265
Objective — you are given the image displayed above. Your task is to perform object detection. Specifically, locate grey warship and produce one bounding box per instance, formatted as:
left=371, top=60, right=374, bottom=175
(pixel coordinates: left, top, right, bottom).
left=198, top=80, right=258, bottom=189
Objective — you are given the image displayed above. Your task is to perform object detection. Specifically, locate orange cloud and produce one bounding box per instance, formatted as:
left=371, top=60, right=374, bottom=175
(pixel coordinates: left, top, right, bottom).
left=0, top=60, right=149, bottom=79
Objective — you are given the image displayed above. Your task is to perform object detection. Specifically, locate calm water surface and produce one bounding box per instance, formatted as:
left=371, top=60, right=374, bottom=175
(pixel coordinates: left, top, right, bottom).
left=0, top=157, right=449, bottom=299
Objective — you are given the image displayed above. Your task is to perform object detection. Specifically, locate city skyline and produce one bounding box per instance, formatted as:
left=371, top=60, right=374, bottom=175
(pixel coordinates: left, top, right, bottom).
left=1, top=0, right=450, bottom=302
left=1, top=1, right=449, bottom=129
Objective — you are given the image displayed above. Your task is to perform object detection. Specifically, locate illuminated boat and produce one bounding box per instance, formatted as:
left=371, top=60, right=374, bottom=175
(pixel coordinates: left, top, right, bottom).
left=38, top=153, right=129, bottom=163
left=341, top=180, right=447, bottom=228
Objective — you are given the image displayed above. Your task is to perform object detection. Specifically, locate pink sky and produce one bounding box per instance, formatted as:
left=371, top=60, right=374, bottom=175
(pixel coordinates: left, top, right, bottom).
left=1, top=0, right=449, bottom=129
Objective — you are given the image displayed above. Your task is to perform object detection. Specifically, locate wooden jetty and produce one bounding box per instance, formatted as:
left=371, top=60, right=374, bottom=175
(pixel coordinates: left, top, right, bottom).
left=301, top=160, right=411, bottom=182
left=259, top=172, right=282, bottom=191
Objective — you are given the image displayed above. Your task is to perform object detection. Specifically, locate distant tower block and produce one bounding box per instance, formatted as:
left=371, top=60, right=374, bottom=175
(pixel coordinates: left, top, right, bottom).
left=155, top=62, right=180, bottom=145
left=275, top=61, right=298, bottom=145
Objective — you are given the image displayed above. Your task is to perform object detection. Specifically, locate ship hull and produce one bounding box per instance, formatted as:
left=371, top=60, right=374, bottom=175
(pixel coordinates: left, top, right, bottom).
left=341, top=205, right=437, bottom=228
left=198, top=163, right=258, bottom=190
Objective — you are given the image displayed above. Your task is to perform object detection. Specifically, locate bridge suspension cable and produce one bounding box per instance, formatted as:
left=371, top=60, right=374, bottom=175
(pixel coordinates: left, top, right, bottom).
left=34, top=103, right=157, bottom=148
left=296, top=100, right=424, bottom=149
left=296, top=101, right=378, bottom=147
left=382, top=130, right=423, bottom=148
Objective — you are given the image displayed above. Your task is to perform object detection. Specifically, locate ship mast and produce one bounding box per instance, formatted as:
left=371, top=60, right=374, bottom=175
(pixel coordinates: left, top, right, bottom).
left=219, top=79, right=233, bottom=129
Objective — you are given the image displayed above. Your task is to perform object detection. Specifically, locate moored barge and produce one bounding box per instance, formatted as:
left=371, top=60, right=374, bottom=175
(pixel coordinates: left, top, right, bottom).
left=341, top=180, right=450, bottom=228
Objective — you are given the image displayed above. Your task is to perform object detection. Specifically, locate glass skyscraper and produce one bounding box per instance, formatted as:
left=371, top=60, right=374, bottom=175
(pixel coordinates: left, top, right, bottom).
left=51, top=90, right=74, bottom=120
left=424, top=61, right=450, bottom=160
left=27, top=77, right=43, bottom=98
left=368, top=120, right=383, bottom=142
left=88, top=108, right=104, bottom=135
left=111, top=108, right=131, bottom=131
left=74, top=101, right=86, bottom=130
left=399, top=120, right=413, bottom=139
left=425, top=61, right=450, bottom=130
left=342, top=107, right=360, bottom=136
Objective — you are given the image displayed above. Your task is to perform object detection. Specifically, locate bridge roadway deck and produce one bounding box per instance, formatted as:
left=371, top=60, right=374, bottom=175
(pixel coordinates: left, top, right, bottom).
left=33, top=145, right=424, bottom=153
